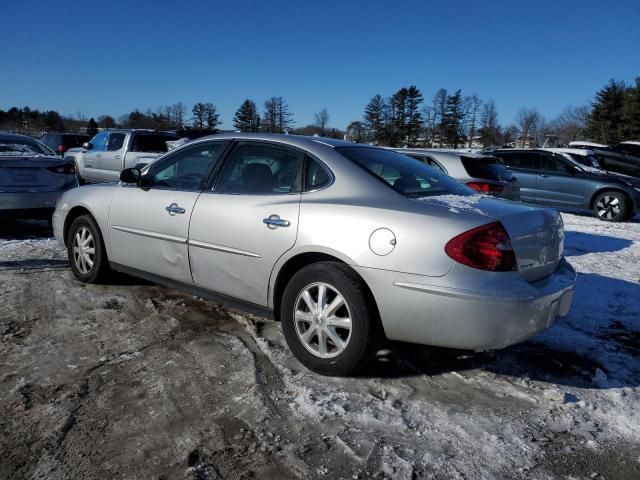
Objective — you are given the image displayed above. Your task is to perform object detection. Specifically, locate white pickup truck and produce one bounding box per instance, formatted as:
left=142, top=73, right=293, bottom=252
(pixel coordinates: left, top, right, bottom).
left=65, top=130, right=178, bottom=183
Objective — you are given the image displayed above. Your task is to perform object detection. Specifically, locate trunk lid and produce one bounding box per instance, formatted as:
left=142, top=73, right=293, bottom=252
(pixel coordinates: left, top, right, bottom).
left=416, top=194, right=564, bottom=281
left=0, top=156, right=76, bottom=191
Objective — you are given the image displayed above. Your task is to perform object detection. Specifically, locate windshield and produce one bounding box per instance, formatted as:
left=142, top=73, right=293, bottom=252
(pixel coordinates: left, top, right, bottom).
left=567, top=153, right=601, bottom=169
left=336, top=146, right=472, bottom=198
left=0, top=137, right=55, bottom=156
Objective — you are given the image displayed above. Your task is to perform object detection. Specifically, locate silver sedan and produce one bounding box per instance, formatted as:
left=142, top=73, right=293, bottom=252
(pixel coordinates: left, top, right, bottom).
left=53, top=133, right=576, bottom=375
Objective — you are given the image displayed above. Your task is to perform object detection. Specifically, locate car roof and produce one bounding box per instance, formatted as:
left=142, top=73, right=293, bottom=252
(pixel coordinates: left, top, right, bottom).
left=393, top=148, right=489, bottom=160
left=193, top=132, right=364, bottom=149
left=568, top=141, right=608, bottom=148
left=542, top=148, right=593, bottom=155
left=620, top=140, right=640, bottom=146
left=0, top=132, right=39, bottom=141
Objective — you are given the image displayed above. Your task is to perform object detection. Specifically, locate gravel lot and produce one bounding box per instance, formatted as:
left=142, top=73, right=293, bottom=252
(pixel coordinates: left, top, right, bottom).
left=1, top=214, right=639, bottom=479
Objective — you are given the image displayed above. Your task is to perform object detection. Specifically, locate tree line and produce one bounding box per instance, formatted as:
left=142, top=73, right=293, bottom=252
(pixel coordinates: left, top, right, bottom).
left=2, top=77, right=638, bottom=147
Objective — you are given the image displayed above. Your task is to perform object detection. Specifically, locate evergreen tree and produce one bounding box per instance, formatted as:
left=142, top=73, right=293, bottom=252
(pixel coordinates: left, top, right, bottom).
left=233, top=99, right=260, bottom=132
left=441, top=90, right=465, bottom=148
left=192, top=102, right=220, bottom=129
left=622, top=77, right=640, bottom=140
left=404, top=86, right=424, bottom=146
left=363, top=94, right=387, bottom=144
left=587, top=79, right=627, bottom=144
left=87, top=118, right=98, bottom=136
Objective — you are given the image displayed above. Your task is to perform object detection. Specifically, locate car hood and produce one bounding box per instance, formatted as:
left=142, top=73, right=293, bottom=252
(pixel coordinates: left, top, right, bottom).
left=589, top=170, right=640, bottom=187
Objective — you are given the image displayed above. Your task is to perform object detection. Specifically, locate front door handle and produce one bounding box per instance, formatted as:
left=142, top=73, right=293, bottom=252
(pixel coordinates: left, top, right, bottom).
left=263, top=214, right=290, bottom=228
left=114, top=155, right=121, bottom=160
left=539, top=174, right=550, bottom=178
left=95, top=153, right=102, bottom=158
left=165, top=203, right=186, bottom=215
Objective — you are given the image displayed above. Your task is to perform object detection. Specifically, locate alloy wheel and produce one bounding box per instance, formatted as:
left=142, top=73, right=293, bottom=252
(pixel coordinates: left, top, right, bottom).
left=72, top=226, right=95, bottom=274
left=596, top=195, right=621, bottom=220
left=294, top=282, right=352, bottom=359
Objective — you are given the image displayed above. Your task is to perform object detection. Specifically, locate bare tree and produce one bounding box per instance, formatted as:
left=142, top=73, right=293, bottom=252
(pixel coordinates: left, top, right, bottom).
left=263, top=97, right=293, bottom=134
left=479, top=100, right=501, bottom=146
left=346, top=121, right=366, bottom=143
left=423, top=88, right=447, bottom=147
left=516, top=107, right=542, bottom=147
left=547, top=105, right=590, bottom=144
left=314, top=108, right=330, bottom=135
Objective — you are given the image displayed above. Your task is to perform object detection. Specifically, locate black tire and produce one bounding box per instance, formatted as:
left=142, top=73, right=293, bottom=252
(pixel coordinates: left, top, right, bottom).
left=280, top=262, right=382, bottom=376
left=67, top=214, right=111, bottom=283
left=592, top=191, right=630, bottom=222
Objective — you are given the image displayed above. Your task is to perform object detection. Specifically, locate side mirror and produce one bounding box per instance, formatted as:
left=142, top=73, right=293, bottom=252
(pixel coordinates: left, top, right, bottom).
left=120, top=168, right=141, bottom=184
left=82, top=142, right=93, bottom=150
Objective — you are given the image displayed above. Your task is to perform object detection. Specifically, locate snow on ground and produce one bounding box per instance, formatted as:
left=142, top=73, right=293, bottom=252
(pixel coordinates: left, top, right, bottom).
left=1, top=214, right=639, bottom=479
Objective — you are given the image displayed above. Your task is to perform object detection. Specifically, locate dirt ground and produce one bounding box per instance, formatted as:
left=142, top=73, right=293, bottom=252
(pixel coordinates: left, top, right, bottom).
left=1, top=218, right=639, bottom=479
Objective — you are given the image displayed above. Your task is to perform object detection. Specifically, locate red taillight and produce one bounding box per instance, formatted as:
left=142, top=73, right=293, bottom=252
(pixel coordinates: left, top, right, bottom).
left=47, top=163, right=76, bottom=175
left=57, top=144, right=67, bottom=153
left=445, top=222, right=517, bottom=272
left=465, top=182, right=504, bottom=195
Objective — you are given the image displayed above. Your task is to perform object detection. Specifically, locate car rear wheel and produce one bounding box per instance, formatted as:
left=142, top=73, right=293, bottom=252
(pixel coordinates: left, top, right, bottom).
left=593, top=191, right=630, bottom=222
left=67, top=215, right=111, bottom=283
left=280, top=262, right=382, bottom=376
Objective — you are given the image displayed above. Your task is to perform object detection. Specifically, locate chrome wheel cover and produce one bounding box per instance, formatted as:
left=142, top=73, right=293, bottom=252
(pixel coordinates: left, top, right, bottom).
left=596, top=195, right=621, bottom=220
left=72, top=226, right=96, bottom=274
left=294, top=282, right=352, bottom=359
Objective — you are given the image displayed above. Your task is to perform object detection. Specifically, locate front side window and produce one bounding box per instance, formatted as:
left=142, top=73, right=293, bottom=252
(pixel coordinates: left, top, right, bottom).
left=215, top=142, right=304, bottom=194
left=144, top=141, right=228, bottom=191
left=107, top=133, right=126, bottom=151
left=89, top=132, right=108, bottom=152
left=337, top=147, right=469, bottom=198
left=540, top=154, right=569, bottom=173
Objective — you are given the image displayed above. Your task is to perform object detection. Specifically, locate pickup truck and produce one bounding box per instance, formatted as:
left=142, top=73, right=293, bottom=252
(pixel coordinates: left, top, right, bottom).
left=65, top=130, right=179, bottom=183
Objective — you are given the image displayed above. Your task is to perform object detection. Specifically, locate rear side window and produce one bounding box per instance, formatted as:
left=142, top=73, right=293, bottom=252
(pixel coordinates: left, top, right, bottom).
left=131, top=134, right=175, bottom=152
left=215, top=141, right=304, bottom=194
left=407, top=154, right=447, bottom=173
left=304, top=157, right=331, bottom=191
left=496, top=152, right=536, bottom=170
left=461, top=156, right=512, bottom=180
left=337, top=146, right=469, bottom=198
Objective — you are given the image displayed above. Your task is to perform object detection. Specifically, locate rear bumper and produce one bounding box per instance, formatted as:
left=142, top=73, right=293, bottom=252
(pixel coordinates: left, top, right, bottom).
left=355, top=258, right=576, bottom=351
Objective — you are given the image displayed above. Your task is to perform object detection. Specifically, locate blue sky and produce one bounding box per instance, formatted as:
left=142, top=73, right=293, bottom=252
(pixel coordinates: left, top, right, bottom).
left=1, top=0, right=638, bottom=130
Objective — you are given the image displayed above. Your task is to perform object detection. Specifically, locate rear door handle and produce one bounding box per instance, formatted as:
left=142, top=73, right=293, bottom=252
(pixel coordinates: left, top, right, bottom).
left=165, top=203, right=186, bottom=215
left=263, top=215, right=290, bottom=228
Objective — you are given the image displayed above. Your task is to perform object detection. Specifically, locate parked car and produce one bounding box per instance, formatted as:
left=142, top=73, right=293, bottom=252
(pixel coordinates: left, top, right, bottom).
left=490, top=148, right=640, bottom=221
left=53, top=134, right=576, bottom=375
left=0, top=132, right=78, bottom=220
left=39, top=132, right=90, bottom=156
left=0, top=132, right=55, bottom=156
left=393, top=149, right=521, bottom=200
left=65, top=129, right=179, bottom=183
left=569, top=141, right=640, bottom=177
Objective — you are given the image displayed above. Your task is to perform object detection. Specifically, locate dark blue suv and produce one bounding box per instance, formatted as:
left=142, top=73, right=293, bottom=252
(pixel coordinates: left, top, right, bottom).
left=491, top=149, right=640, bottom=222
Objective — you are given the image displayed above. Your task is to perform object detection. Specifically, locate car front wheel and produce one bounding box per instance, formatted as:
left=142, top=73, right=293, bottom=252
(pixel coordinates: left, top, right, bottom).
left=67, top=214, right=111, bottom=283
left=593, top=191, right=630, bottom=222
left=280, top=262, right=382, bottom=376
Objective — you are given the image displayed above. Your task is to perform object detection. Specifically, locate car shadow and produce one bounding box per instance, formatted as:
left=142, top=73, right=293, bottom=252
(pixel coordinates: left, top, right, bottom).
left=357, top=272, right=640, bottom=390
left=0, top=219, right=53, bottom=240
left=564, top=231, right=632, bottom=256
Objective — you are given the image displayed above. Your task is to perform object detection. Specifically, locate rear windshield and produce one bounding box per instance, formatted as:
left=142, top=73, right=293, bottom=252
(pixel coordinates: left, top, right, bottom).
left=63, top=135, right=90, bottom=147
left=336, top=146, right=470, bottom=198
left=131, top=134, right=177, bottom=153
left=0, top=137, right=54, bottom=156
left=461, top=156, right=513, bottom=181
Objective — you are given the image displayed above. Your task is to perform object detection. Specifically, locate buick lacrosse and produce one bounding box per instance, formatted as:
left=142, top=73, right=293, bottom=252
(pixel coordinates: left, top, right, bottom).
left=53, top=134, right=576, bottom=375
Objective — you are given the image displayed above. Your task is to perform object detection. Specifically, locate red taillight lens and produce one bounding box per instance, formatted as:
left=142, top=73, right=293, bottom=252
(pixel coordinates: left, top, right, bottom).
left=57, top=144, right=67, bottom=153
left=445, top=221, right=517, bottom=272
left=47, top=163, right=76, bottom=175
left=465, top=182, right=504, bottom=194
